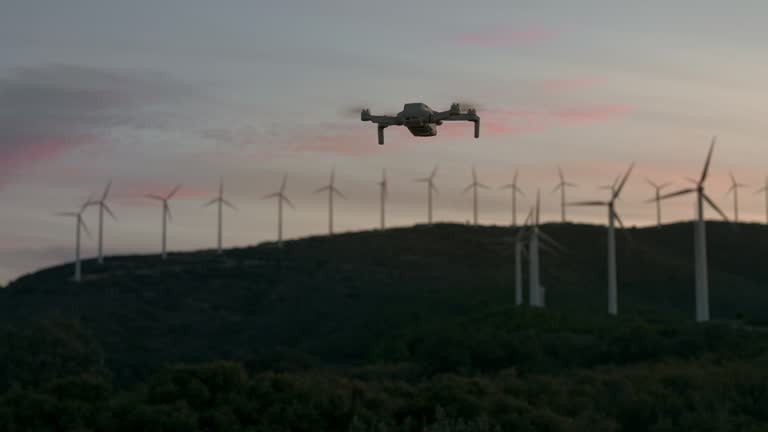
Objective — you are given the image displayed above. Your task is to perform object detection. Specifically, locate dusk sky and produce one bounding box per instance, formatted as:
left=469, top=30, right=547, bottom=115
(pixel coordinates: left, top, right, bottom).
left=3, top=1, right=768, bottom=284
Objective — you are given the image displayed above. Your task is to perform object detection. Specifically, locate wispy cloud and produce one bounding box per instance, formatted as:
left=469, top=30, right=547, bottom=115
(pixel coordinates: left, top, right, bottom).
left=0, top=64, right=199, bottom=187
left=452, top=28, right=555, bottom=47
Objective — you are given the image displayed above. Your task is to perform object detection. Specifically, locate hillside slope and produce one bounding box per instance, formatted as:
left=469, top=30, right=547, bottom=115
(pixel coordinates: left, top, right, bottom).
left=2, top=222, right=768, bottom=382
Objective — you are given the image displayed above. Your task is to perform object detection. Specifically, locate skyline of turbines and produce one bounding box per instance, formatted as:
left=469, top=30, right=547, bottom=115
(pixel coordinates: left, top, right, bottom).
left=49, top=140, right=768, bottom=324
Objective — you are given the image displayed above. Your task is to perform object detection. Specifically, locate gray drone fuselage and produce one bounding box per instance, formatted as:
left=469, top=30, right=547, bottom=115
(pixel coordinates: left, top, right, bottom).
left=361, top=102, right=480, bottom=144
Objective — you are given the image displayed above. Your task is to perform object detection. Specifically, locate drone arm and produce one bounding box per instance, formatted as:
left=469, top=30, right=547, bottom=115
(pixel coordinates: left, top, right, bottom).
left=433, top=110, right=480, bottom=138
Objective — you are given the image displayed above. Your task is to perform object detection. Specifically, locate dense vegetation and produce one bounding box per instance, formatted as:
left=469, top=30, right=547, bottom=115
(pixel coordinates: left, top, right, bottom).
left=1, top=222, right=768, bottom=430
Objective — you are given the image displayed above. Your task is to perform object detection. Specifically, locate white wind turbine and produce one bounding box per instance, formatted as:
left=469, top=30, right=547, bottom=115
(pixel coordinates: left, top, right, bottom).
left=263, top=175, right=294, bottom=246
left=726, top=172, right=748, bottom=223
left=146, top=184, right=181, bottom=259
left=500, top=169, right=525, bottom=226
left=756, top=176, right=768, bottom=224
left=552, top=166, right=577, bottom=223
left=414, top=165, right=439, bottom=225
left=378, top=169, right=388, bottom=230
left=463, top=167, right=489, bottom=226
left=654, top=137, right=728, bottom=322
left=57, top=198, right=92, bottom=282
left=87, top=180, right=117, bottom=264
left=569, top=163, right=634, bottom=316
left=203, top=177, right=238, bottom=254
left=314, top=168, right=345, bottom=235
left=528, top=189, right=565, bottom=307
left=646, top=179, right=673, bottom=228
left=513, top=209, right=534, bottom=305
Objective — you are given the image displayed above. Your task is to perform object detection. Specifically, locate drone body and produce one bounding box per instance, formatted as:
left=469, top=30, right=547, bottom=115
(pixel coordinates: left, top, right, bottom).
left=361, top=102, right=480, bottom=144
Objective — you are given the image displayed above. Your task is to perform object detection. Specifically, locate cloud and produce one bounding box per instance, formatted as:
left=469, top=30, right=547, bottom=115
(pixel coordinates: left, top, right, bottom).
left=0, top=64, right=199, bottom=187
left=453, top=28, right=555, bottom=47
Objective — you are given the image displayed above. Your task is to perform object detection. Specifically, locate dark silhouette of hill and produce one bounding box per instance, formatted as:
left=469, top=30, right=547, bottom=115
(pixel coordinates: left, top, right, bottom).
left=2, top=222, right=768, bottom=430
left=2, top=222, right=768, bottom=384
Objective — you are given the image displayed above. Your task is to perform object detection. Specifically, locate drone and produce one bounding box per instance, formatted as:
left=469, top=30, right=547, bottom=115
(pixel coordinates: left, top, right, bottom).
left=361, top=102, right=480, bottom=144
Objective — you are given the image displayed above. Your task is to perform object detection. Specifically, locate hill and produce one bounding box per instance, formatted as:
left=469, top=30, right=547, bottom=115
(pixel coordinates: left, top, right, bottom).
left=3, top=222, right=768, bottom=382
left=2, top=222, right=768, bottom=430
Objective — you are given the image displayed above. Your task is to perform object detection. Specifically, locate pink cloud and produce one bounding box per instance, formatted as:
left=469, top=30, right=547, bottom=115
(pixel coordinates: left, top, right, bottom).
left=551, top=104, right=632, bottom=123
left=453, top=28, right=555, bottom=47
left=0, top=134, right=97, bottom=184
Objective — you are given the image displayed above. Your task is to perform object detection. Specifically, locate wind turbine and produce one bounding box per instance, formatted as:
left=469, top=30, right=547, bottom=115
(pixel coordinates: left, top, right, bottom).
left=528, top=189, right=565, bottom=307
left=378, top=169, right=388, bottom=230
left=646, top=179, right=672, bottom=228
left=500, top=169, right=525, bottom=226
left=463, top=167, right=489, bottom=226
left=726, top=172, right=748, bottom=223
left=146, top=184, right=181, bottom=259
left=57, top=198, right=92, bottom=282
left=263, top=175, right=294, bottom=246
left=552, top=166, right=577, bottom=223
left=654, top=137, right=728, bottom=322
left=513, top=209, right=534, bottom=305
left=314, top=168, right=345, bottom=235
left=756, top=176, right=768, bottom=224
left=569, top=163, right=634, bottom=315
left=203, top=177, right=238, bottom=254
left=86, top=180, right=117, bottom=264
left=415, top=165, right=439, bottom=225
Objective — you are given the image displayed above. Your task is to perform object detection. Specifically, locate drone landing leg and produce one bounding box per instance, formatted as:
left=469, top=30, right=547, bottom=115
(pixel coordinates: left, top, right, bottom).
left=378, top=125, right=386, bottom=145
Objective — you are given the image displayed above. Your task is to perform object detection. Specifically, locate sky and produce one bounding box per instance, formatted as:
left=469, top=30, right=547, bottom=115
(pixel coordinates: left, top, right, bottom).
left=3, top=0, right=768, bottom=284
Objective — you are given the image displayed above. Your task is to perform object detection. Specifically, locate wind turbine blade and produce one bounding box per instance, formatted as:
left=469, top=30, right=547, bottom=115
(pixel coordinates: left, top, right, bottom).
left=414, top=178, right=429, bottom=183
left=551, top=184, right=562, bottom=194
left=703, top=193, right=729, bottom=222
left=612, top=208, right=633, bottom=243
left=222, top=199, right=238, bottom=211
left=282, top=195, right=295, bottom=209
left=262, top=192, right=281, bottom=200
left=523, top=208, right=533, bottom=226
left=103, top=203, right=118, bottom=221
left=700, top=136, right=716, bottom=183
left=645, top=178, right=659, bottom=189
left=314, top=185, right=331, bottom=194
left=146, top=194, right=165, bottom=201
left=539, top=230, right=567, bottom=253
left=613, top=162, right=635, bottom=199
left=102, top=180, right=112, bottom=201
left=513, top=169, right=519, bottom=184
left=430, top=165, right=439, bottom=179
left=463, top=184, right=474, bottom=193
left=566, top=182, right=578, bottom=187
left=478, top=183, right=490, bottom=190
left=568, top=200, right=608, bottom=206
left=684, top=177, right=698, bottom=185
left=431, top=183, right=440, bottom=195
left=333, top=188, right=346, bottom=199
left=729, top=172, right=737, bottom=186
left=659, top=182, right=672, bottom=189
left=280, top=174, right=288, bottom=193
left=557, top=166, right=564, bottom=183
left=80, top=219, right=92, bottom=239
left=499, top=184, right=513, bottom=190
left=653, top=188, right=697, bottom=202
left=203, top=198, right=219, bottom=207
left=166, top=184, right=182, bottom=199
left=515, top=185, right=526, bottom=196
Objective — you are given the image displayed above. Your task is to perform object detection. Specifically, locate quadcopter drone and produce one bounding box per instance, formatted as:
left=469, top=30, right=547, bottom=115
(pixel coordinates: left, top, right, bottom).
left=361, top=102, right=480, bottom=144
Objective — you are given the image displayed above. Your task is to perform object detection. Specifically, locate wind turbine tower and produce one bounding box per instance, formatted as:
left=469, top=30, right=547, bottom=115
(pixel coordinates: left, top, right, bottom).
left=570, top=163, right=634, bottom=315
left=204, top=178, right=238, bottom=254
left=57, top=198, right=92, bottom=282
left=87, top=180, right=117, bottom=264
left=726, top=172, right=748, bottom=223
left=646, top=179, right=672, bottom=228
left=756, top=176, right=768, bottom=224
left=552, top=166, right=577, bottom=223
left=263, top=175, right=294, bottom=246
left=146, top=184, right=181, bottom=259
left=463, top=167, right=489, bottom=226
left=654, top=137, right=728, bottom=322
left=314, top=168, right=346, bottom=235
left=500, top=169, right=525, bottom=226
left=378, top=169, right=388, bottom=230
left=415, top=166, right=439, bottom=225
